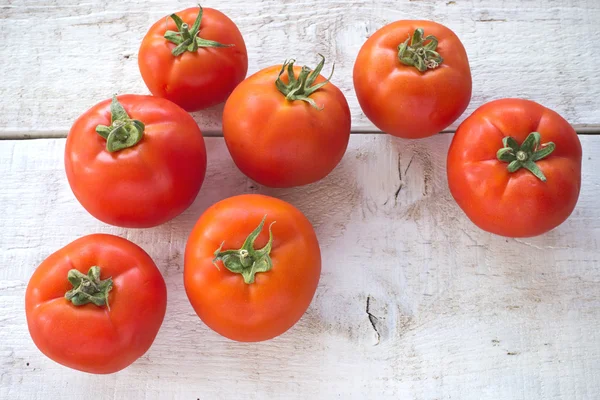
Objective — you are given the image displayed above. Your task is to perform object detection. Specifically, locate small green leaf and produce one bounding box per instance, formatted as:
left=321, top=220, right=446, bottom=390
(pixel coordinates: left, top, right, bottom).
left=521, top=132, right=541, bottom=154
left=164, top=30, right=183, bottom=44
left=507, top=160, right=522, bottom=173
left=106, top=124, right=142, bottom=153
left=169, top=13, right=185, bottom=31
left=423, top=35, right=438, bottom=51
left=503, top=136, right=520, bottom=152
left=110, top=95, right=130, bottom=123
left=172, top=38, right=192, bottom=56
left=414, top=57, right=427, bottom=72
left=305, top=54, right=325, bottom=88
left=189, top=5, right=203, bottom=36
left=195, top=37, right=233, bottom=48
left=532, top=142, right=556, bottom=161
left=398, top=38, right=409, bottom=58
left=522, top=160, right=547, bottom=181
left=497, top=147, right=517, bottom=162
left=241, top=215, right=267, bottom=254
left=412, top=28, right=424, bottom=46
left=95, top=125, right=111, bottom=139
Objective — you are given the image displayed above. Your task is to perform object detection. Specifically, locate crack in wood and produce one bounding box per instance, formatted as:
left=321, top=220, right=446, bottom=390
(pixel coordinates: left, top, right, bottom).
left=366, top=295, right=380, bottom=345
left=393, top=154, right=414, bottom=205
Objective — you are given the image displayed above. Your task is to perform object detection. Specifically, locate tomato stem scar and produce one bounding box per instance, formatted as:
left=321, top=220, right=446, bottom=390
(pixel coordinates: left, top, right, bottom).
left=496, top=132, right=556, bottom=181
left=164, top=5, right=233, bottom=57
left=275, top=54, right=334, bottom=110
left=95, top=95, right=145, bottom=152
left=213, top=215, right=276, bottom=284
left=64, top=266, right=113, bottom=309
left=397, top=28, right=444, bottom=72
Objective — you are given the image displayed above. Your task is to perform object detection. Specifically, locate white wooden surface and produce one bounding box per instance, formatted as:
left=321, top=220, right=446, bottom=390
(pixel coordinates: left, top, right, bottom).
left=2, top=0, right=600, bottom=399
left=0, top=0, right=600, bottom=137
left=2, top=136, right=600, bottom=399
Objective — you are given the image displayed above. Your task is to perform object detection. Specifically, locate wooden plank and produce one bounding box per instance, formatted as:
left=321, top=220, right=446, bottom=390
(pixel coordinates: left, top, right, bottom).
left=1, top=0, right=600, bottom=138
left=1, top=135, right=599, bottom=399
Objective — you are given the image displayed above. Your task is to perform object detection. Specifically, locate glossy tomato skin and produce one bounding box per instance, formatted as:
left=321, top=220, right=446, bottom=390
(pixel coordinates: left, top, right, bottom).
left=222, top=65, right=351, bottom=188
left=184, top=194, right=321, bottom=342
left=25, top=234, right=167, bottom=374
left=138, top=7, right=248, bottom=111
left=447, top=99, right=582, bottom=237
left=65, top=95, right=207, bottom=228
left=353, top=20, right=471, bottom=139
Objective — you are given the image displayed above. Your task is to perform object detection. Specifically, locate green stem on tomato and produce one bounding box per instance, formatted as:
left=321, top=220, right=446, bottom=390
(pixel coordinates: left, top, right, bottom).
left=65, top=266, right=113, bottom=309
left=496, top=132, right=556, bottom=182
left=95, top=95, right=145, bottom=152
left=397, top=28, right=444, bottom=72
left=164, top=5, right=233, bottom=57
left=213, top=216, right=276, bottom=284
left=274, top=54, right=334, bottom=110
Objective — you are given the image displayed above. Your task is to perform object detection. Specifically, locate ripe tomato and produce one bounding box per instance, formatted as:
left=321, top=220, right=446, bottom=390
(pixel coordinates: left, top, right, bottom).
left=353, top=21, right=471, bottom=138
left=65, top=94, right=207, bottom=228
left=447, top=98, right=582, bottom=237
left=222, top=55, right=351, bottom=187
left=138, top=6, right=248, bottom=111
left=184, top=194, right=321, bottom=342
left=25, top=234, right=167, bottom=374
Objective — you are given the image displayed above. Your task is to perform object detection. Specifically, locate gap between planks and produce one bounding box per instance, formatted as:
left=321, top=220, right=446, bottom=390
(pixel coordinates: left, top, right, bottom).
left=1, top=126, right=600, bottom=140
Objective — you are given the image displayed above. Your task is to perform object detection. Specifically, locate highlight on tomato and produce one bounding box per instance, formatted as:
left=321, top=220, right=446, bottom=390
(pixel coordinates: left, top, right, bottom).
left=184, top=194, right=321, bottom=342
left=25, top=234, right=167, bottom=374
left=447, top=98, right=582, bottom=238
left=138, top=5, right=248, bottom=111
left=353, top=20, right=472, bottom=139
left=65, top=94, right=207, bottom=228
left=222, top=55, right=351, bottom=188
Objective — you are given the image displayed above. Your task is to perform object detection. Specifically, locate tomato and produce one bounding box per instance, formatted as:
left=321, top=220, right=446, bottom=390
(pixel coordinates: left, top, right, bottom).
left=222, top=55, right=351, bottom=187
left=65, top=94, right=207, bottom=228
left=353, top=20, right=472, bottom=139
left=25, top=234, right=167, bottom=374
left=447, top=98, right=582, bottom=237
left=184, top=194, right=321, bottom=342
left=138, top=6, right=248, bottom=111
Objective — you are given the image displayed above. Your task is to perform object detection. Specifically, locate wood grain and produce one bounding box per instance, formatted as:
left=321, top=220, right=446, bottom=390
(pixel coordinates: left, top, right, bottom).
left=1, top=135, right=599, bottom=399
left=1, top=0, right=599, bottom=138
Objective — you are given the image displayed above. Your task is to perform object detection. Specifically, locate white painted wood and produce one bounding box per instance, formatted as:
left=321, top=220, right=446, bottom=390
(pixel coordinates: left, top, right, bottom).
left=1, top=135, right=599, bottom=399
left=1, top=0, right=600, bottom=137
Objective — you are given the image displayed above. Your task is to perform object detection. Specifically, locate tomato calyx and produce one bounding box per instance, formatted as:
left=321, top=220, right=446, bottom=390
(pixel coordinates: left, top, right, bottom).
left=275, top=54, right=334, bottom=110
left=398, top=28, right=444, bottom=72
left=213, top=215, right=276, bottom=284
left=496, top=132, right=556, bottom=182
left=95, top=95, right=145, bottom=153
left=164, top=5, right=233, bottom=57
left=64, top=266, right=113, bottom=309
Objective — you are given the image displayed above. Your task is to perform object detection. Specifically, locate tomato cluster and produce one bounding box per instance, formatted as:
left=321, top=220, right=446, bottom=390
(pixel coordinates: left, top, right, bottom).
left=26, top=5, right=582, bottom=374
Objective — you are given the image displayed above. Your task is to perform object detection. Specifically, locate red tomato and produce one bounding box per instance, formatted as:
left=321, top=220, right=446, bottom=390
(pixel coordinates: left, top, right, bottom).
left=353, top=20, right=472, bottom=138
left=447, top=98, right=582, bottom=237
left=25, top=234, right=167, bottom=374
left=184, top=194, right=321, bottom=342
left=65, top=94, right=206, bottom=228
left=223, top=55, right=351, bottom=187
left=138, top=6, right=248, bottom=111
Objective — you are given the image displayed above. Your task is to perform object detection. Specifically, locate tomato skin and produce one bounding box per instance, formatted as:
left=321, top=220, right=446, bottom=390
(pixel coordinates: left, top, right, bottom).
left=353, top=20, right=471, bottom=138
left=25, top=234, right=167, bottom=374
left=184, top=194, right=321, bottom=342
left=447, top=98, right=582, bottom=237
left=222, top=65, right=351, bottom=188
left=138, top=7, right=248, bottom=111
left=65, top=94, right=207, bottom=228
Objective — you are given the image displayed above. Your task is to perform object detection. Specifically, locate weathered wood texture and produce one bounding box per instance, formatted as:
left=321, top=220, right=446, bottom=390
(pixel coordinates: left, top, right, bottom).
left=1, top=135, right=599, bottom=399
left=1, top=0, right=600, bottom=137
